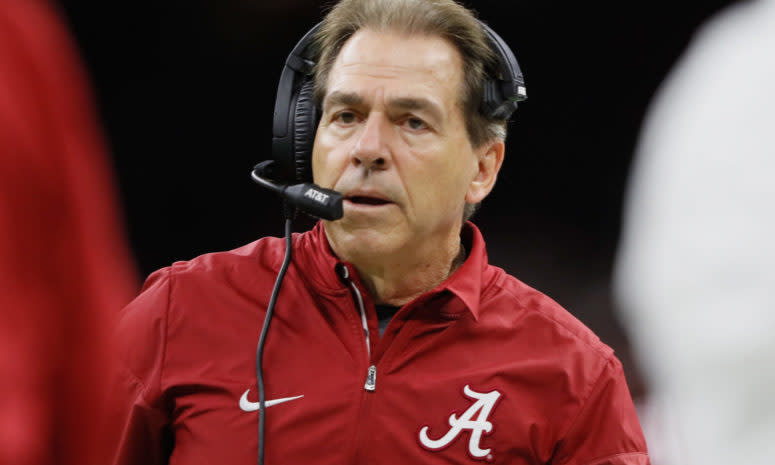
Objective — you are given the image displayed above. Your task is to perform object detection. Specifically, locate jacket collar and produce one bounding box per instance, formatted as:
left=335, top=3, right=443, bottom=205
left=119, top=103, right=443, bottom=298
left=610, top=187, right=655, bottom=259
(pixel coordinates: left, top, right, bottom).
left=439, top=222, right=488, bottom=320
left=295, top=221, right=490, bottom=320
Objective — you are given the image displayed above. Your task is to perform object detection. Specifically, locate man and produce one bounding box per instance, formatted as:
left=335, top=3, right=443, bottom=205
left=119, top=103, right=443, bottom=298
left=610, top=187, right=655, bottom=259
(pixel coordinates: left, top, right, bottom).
left=109, top=0, right=649, bottom=464
left=615, top=0, right=775, bottom=463
left=0, top=1, right=137, bottom=464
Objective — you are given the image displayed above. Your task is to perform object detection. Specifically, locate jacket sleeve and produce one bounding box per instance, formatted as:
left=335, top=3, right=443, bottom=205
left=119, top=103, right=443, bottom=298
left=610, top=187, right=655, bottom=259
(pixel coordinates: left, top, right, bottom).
left=105, top=268, right=175, bottom=465
left=553, top=356, right=650, bottom=465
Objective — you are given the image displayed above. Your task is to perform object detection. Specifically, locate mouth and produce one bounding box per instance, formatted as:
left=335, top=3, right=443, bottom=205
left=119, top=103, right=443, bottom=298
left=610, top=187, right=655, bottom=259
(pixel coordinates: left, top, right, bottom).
left=345, top=195, right=392, bottom=206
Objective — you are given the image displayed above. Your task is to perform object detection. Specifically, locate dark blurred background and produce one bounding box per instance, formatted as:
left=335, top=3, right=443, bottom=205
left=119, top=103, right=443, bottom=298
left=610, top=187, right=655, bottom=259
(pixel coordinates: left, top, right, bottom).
left=59, top=0, right=736, bottom=396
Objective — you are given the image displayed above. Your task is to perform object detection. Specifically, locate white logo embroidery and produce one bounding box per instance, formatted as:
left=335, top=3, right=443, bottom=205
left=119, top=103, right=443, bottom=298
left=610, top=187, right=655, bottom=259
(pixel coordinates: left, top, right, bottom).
left=418, top=385, right=501, bottom=460
left=239, top=390, right=304, bottom=412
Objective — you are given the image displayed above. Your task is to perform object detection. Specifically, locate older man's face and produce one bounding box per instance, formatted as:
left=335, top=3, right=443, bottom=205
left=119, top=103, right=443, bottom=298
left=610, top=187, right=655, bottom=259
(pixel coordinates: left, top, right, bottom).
left=312, top=28, right=483, bottom=261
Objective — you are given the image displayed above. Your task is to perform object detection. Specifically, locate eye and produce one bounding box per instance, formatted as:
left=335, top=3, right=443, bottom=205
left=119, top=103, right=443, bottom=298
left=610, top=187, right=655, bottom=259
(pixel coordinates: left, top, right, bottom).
left=404, top=116, right=429, bottom=131
left=333, top=111, right=358, bottom=125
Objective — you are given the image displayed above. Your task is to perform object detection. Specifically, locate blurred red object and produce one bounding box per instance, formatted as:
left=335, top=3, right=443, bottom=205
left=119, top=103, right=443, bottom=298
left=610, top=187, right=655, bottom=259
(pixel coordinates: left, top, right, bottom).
left=0, top=1, right=137, bottom=464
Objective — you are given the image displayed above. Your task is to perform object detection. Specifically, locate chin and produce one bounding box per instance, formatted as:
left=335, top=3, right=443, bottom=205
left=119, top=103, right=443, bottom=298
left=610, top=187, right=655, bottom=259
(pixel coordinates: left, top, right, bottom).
left=323, top=219, right=405, bottom=263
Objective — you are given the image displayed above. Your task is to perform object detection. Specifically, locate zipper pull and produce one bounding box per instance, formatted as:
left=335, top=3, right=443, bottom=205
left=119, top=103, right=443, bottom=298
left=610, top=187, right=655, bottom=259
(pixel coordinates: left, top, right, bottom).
left=364, top=365, right=377, bottom=392
left=335, top=263, right=349, bottom=280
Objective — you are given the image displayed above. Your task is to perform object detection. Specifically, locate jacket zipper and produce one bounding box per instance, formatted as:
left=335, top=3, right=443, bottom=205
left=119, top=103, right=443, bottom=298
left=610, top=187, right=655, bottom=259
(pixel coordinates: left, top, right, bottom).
left=336, top=264, right=378, bottom=464
left=336, top=264, right=376, bottom=391
left=364, top=365, right=377, bottom=391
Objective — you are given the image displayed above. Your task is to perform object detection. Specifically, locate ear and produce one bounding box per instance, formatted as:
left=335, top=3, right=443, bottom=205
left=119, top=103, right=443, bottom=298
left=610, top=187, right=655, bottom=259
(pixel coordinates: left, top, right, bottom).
left=465, top=139, right=505, bottom=204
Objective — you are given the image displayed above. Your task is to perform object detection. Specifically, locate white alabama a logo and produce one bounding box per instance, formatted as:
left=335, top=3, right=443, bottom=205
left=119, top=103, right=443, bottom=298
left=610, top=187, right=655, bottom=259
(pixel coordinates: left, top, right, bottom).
left=418, top=385, right=502, bottom=461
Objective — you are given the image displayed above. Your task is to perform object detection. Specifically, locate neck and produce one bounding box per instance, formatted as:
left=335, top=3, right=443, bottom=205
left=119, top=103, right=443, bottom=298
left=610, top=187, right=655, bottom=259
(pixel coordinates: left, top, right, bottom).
left=328, top=228, right=466, bottom=306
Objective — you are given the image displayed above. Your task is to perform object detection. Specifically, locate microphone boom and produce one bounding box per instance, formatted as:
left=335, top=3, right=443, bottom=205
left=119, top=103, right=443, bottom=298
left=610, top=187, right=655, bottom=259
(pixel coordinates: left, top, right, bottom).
left=252, top=161, right=343, bottom=220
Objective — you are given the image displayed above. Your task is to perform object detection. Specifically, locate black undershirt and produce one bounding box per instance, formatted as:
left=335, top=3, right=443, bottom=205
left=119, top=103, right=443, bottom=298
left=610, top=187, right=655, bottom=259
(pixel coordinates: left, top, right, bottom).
left=375, top=304, right=401, bottom=336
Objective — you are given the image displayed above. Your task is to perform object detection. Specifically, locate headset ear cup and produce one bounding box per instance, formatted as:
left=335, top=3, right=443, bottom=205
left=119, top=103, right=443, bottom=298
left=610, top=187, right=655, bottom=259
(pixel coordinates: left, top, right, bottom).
left=292, top=80, right=318, bottom=183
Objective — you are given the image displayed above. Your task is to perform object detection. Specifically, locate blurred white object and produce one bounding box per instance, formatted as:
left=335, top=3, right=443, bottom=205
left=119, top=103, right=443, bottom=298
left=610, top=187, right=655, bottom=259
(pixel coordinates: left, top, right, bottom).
left=614, top=1, right=775, bottom=464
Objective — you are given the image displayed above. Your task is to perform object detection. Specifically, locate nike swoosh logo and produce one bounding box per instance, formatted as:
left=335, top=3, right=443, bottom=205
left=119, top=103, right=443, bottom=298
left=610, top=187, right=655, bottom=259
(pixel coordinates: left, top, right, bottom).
left=239, top=390, right=304, bottom=412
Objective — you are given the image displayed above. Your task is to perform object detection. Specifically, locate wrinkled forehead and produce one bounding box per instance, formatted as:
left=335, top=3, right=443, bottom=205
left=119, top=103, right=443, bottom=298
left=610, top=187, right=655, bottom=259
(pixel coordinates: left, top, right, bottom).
left=325, top=28, right=465, bottom=105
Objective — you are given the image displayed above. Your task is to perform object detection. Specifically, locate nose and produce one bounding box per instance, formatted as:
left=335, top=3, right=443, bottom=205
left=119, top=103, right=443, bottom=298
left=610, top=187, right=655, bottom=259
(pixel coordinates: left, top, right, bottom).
left=351, top=113, right=391, bottom=171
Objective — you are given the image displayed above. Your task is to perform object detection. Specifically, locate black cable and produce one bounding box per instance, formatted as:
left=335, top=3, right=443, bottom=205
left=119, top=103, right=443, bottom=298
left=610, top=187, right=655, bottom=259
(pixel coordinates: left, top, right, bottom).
left=256, top=212, right=294, bottom=465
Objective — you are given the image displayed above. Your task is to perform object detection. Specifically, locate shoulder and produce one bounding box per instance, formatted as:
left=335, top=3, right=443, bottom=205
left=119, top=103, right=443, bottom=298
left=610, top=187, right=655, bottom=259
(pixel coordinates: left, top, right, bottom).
left=112, top=234, right=293, bottom=384
left=168, top=235, right=287, bottom=282
left=482, top=267, right=614, bottom=362
left=139, top=233, right=303, bottom=295
left=118, top=234, right=295, bottom=329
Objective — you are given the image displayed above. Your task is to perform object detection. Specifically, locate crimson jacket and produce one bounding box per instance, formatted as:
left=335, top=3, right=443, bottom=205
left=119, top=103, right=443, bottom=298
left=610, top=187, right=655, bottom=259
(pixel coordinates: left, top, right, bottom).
left=109, top=222, right=649, bottom=465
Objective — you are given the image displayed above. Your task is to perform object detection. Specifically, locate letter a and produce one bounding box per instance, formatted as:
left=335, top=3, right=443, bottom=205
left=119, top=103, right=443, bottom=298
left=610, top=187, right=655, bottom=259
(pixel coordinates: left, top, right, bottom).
left=418, top=385, right=501, bottom=459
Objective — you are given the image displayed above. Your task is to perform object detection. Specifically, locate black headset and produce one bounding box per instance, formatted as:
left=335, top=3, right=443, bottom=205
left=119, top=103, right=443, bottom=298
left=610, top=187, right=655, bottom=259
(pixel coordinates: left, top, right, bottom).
left=264, top=21, right=527, bottom=187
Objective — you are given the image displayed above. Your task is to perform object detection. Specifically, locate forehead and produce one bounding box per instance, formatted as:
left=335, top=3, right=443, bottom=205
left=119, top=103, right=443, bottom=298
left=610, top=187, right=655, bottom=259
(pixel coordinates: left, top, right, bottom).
left=325, top=28, right=464, bottom=106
